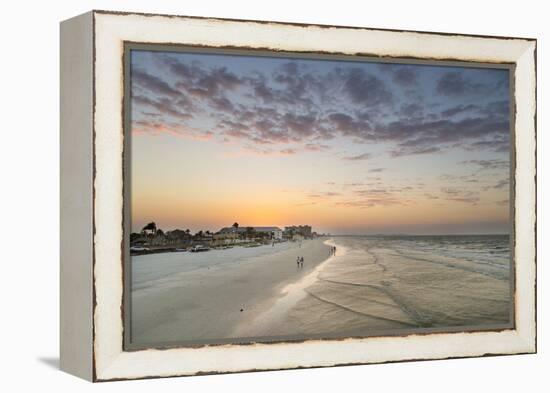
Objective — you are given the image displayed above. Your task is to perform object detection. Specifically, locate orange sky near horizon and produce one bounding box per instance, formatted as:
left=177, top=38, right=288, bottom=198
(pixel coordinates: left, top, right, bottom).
left=131, top=134, right=510, bottom=235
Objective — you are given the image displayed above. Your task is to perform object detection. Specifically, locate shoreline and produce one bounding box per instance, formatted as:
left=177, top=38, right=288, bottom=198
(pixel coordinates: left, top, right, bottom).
left=131, top=237, right=332, bottom=345
left=231, top=239, right=344, bottom=337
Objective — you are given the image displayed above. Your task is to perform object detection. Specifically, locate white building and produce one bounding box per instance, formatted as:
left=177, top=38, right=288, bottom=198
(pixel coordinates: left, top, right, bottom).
left=270, top=228, right=283, bottom=240
left=218, top=226, right=283, bottom=240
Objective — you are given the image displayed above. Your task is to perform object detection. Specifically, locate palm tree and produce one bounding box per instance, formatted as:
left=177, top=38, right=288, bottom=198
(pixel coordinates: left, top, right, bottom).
left=245, top=227, right=255, bottom=239
left=232, top=222, right=239, bottom=229
left=142, top=222, right=157, bottom=235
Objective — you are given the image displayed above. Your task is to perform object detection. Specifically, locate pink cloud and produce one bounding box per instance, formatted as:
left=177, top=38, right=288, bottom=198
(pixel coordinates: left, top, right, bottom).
left=132, top=121, right=214, bottom=141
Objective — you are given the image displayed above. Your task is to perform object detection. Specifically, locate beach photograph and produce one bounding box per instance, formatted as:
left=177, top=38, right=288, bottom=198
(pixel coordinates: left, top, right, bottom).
left=127, top=48, right=512, bottom=347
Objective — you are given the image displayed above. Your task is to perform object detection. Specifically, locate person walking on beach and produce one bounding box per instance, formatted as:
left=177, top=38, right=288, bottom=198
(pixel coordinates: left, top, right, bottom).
left=300, top=256, right=304, bottom=268
left=297, top=256, right=300, bottom=268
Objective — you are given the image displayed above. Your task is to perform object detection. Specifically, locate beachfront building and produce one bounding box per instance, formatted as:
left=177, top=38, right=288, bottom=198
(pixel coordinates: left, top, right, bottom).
left=254, top=227, right=283, bottom=240
left=270, top=228, right=283, bottom=240
left=218, top=225, right=283, bottom=240
left=165, top=229, right=193, bottom=246
left=213, top=231, right=239, bottom=245
left=284, top=225, right=312, bottom=239
left=149, top=231, right=168, bottom=246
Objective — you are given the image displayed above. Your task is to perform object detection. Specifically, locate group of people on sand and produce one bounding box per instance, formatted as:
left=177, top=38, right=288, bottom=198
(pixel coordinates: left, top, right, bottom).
left=296, top=256, right=305, bottom=268
left=330, top=246, right=337, bottom=256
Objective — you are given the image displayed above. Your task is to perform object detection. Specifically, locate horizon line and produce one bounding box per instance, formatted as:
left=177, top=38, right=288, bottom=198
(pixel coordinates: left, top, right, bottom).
left=329, top=232, right=510, bottom=237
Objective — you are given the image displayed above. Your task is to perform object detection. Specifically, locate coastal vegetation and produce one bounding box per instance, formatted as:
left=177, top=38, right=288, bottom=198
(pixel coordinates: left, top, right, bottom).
left=130, top=222, right=318, bottom=255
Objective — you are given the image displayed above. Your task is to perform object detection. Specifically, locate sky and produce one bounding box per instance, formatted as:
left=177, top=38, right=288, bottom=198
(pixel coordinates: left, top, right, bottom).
left=130, top=49, right=511, bottom=235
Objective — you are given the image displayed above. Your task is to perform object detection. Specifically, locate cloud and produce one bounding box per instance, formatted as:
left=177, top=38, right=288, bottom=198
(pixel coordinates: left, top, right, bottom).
left=398, top=103, right=423, bottom=118
left=446, top=196, right=480, bottom=204
left=335, top=197, right=405, bottom=209
left=160, top=55, right=205, bottom=80
left=132, top=120, right=213, bottom=140
left=228, top=142, right=329, bottom=158
left=131, top=52, right=511, bottom=159
left=273, top=62, right=323, bottom=104
left=436, top=72, right=484, bottom=96
left=423, top=193, right=440, bottom=200
left=300, top=181, right=419, bottom=210
left=184, top=68, right=242, bottom=98
left=485, top=100, right=510, bottom=116
left=209, top=96, right=236, bottom=112
left=441, top=187, right=480, bottom=204
left=439, top=173, right=480, bottom=183
left=389, top=116, right=508, bottom=144
left=390, top=146, right=441, bottom=157
left=249, top=76, right=276, bottom=103
left=461, top=159, right=509, bottom=171
left=374, top=114, right=510, bottom=157
left=282, top=113, right=318, bottom=138
left=343, top=152, right=371, bottom=161
left=341, top=68, right=393, bottom=106
left=227, top=145, right=300, bottom=157
left=132, top=94, right=193, bottom=120
left=379, top=64, right=418, bottom=87
left=491, top=179, right=509, bottom=190
left=354, top=189, right=391, bottom=196
left=340, top=182, right=366, bottom=188
left=132, top=69, right=180, bottom=97
left=327, top=112, right=371, bottom=138
left=308, top=191, right=341, bottom=198
left=304, top=143, right=329, bottom=152
left=466, top=138, right=509, bottom=153
left=314, top=182, right=423, bottom=209
left=441, top=104, right=479, bottom=117
left=161, top=54, right=242, bottom=92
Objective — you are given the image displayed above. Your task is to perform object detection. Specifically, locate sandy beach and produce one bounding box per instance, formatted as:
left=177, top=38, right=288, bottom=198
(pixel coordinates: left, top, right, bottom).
left=131, top=238, right=331, bottom=345
left=131, top=235, right=511, bottom=346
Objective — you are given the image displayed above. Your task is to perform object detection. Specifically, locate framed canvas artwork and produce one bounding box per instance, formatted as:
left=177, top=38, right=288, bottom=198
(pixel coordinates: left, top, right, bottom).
left=60, top=10, right=536, bottom=381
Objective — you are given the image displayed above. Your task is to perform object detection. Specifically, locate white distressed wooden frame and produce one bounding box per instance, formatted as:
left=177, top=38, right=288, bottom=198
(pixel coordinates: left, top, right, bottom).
left=60, top=10, right=536, bottom=382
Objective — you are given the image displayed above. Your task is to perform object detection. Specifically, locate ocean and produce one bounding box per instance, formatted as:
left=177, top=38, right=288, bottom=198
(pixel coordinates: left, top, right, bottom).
left=266, top=234, right=513, bottom=338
